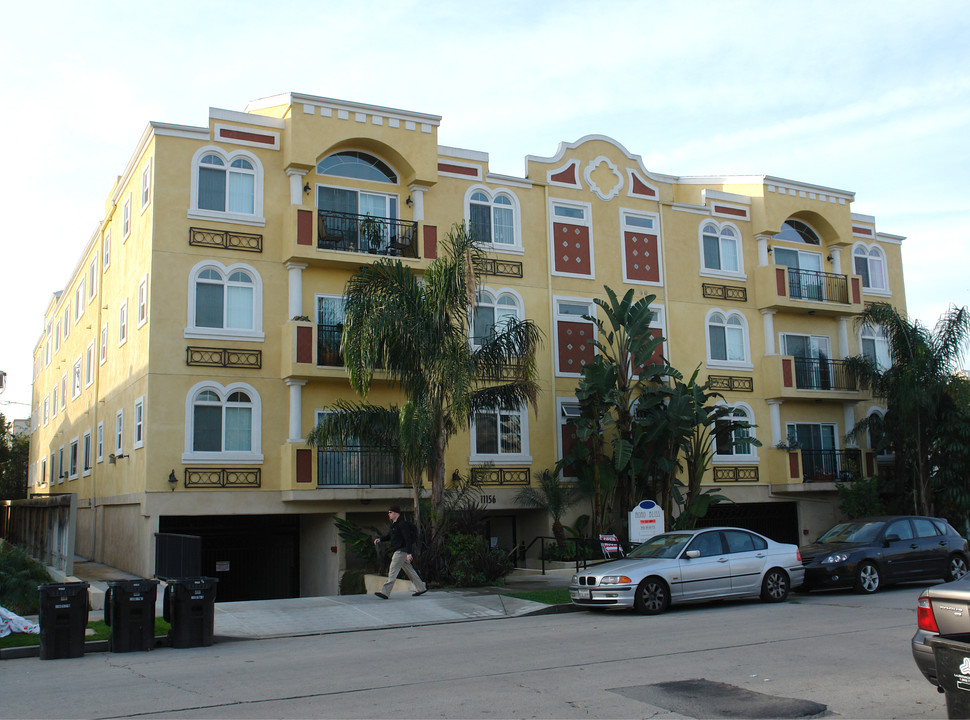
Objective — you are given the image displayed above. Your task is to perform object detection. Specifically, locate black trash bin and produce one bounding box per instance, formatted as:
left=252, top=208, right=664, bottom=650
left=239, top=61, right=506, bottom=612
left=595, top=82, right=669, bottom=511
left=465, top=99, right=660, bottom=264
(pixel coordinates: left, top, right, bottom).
left=105, top=579, right=158, bottom=653
left=929, top=634, right=970, bottom=718
left=163, top=577, right=218, bottom=649
left=37, top=582, right=90, bottom=660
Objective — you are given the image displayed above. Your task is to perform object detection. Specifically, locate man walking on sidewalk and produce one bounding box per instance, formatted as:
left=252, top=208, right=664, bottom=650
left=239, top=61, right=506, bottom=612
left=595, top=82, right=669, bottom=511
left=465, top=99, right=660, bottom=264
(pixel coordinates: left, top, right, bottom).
left=374, top=505, right=427, bottom=599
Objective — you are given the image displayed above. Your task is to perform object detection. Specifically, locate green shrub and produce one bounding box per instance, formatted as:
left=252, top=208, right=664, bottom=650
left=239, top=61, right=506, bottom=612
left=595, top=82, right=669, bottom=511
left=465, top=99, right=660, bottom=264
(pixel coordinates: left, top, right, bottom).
left=0, top=540, right=53, bottom=615
left=339, top=570, right=366, bottom=595
left=541, top=540, right=598, bottom=562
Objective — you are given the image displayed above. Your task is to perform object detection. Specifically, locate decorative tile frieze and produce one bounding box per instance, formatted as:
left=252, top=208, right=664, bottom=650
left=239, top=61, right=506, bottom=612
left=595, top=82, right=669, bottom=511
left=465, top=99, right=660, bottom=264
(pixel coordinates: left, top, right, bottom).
left=189, top=227, right=263, bottom=252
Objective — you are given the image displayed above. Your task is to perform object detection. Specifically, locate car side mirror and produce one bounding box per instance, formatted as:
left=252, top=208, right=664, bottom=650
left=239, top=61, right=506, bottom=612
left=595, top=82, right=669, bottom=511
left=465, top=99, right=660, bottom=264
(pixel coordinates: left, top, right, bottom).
left=884, top=534, right=901, bottom=546
left=685, top=550, right=700, bottom=559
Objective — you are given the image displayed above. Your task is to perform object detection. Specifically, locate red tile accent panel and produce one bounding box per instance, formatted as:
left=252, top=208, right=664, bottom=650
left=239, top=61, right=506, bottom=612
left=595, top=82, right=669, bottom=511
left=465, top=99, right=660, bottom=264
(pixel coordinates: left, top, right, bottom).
left=553, top=223, right=591, bottom=275
left=438, top=162, right=478, bottom=176
left=782, top=357, right=793, bottom=388
left=296, top=448, right=312, bottom=483
left=219, top=128, right=276, bottom=145
left=561, top=424, right=579, bottom=478
left=775, top=267, right=787, bottom=297
left=852, top=226, right=873, bottom=236
left=851, top=277, right=861, bottom=304
left=550, top=164, right=577, bottom=185
left=789, top=452, right=800, bottom=479
left=630, top=174, right=656, bottom=197
left=423, top=225, right=437, bottom=259
left=296, top=326, right=313, bottom=364
left=633, top=328, right=665, bottom=377
left=714, top=205, right=747, bottom=218
left=557, top=320, right=594, bottom=373
left=624, top=231, right=659, bottom=282
left=865, top=451, right=875, bottom=477
left=297, top=209, right=312, bottom=246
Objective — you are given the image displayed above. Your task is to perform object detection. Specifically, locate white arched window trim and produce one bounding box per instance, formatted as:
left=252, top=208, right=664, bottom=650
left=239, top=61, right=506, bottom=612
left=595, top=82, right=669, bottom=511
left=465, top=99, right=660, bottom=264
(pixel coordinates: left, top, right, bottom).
left=469, top=401, right=531, bottom=465
left=698, top=220, right=745, bottom=280
left=188, top=146, right=266, bottom=227
left=182, top=381, right=263, bottom=464
left=463, top=184, right=523, bottom=253
left=472, top=286, right=525, bottom=347
left=185, top=260, right=264, bottom=341
left=711, top=401, right=758, bottom=464
left=704, top=308, right=753, bottom=371
left=852, top=242, right=890, bottom=296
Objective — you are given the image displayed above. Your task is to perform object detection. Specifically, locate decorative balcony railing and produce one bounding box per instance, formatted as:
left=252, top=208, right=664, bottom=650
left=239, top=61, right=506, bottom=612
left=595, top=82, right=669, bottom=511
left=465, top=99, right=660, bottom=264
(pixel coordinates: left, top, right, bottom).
left=708, top=375, right=754, bottom=392
left=317, top=446, right=402, bottom=487
left=470, top=467, right=531, bottom=486
left=317, top=324, right=343, bottom=367
left=712, top=466, right=760, bottom=482
left=787, top=269, right=849, bottom=304
left=186, top=346, right=262, bottom=369
left=791, top=358, right=857, bottom=391
left=702, top=283, right=747, bottom=302
left=189, top=227, right=262, bottom=253
left=184, top=468, right=261, bottom=488
left=474, top=258, right=524, bottom=278
left=800, top=448, right=862, bottom=483
left=317, top=210, right=418, bottom=258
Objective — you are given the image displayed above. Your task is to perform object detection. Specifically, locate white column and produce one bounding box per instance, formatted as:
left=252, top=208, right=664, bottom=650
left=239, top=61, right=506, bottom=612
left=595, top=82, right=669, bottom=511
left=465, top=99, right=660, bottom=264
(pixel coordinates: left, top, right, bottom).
left=837, top=317, right=850, bottom=358
left=285, top=378, right=307, bottom=442
left=408, top=184, right=426, bottom=222
left=286, top=262, right=307, bottom=320
left=829, top=247, right=842, bottom=275
left=761, top=309, right=777, bottom=355
left=286, top=168, right=309, bottom=206
left=767, top=399, right=783, bottom=446
left=756, top=233, right=773, bottom=267
left=843, top=403, right=857, bottom=446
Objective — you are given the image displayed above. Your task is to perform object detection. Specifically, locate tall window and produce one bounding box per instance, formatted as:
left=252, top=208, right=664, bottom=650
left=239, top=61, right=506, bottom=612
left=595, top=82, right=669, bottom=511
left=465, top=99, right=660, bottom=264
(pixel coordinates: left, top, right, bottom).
left=75, top=279, right=85, bottom=321
left=119, top=300, right=128, bottom=346
left=122, top=195, right=131, bottom=240
left=700, top=221, right=741, bottom=275
left=137, top=275, right=148, bottom=327
left=473, top=289, right=521, bottom=345
left=115, top=409, right=124, bottom=454
left=103, top=231, right=111, bottom=271
left=183, top=382, right=262, bottom=462
left=706, top=310, right=749, bottom=367
left=72, top=358, right=82, bottom=399
left=471, top=403, right=529, bottom=462
left=861, top=326, right=891, bottom=370
left=82, top=431, right=92, bottom=474
left=133, top=397, right=145, bottom=449
left=467, top=188, right=517, bottom=248
left=554, top=297, right=596, bottom=376
left=100, top=324, right=108, bottom=365
left=853, top=244, right=888, bottom=292
left=43, top=396, right=49, bottom=426
left=141, top=161, right=152, bottom=209
left=88, top=258, right=97, bottom=301
left=85, top=342, right=95, bottom=387
left=97, top=422, right=104, bottom=462
left=191, top=147, right=263, bottom=221
left=69, top=438, right=79, bottom=480
left=713, top=403, right=756, bottom=461
left=187, top=262, right=262, bottom=339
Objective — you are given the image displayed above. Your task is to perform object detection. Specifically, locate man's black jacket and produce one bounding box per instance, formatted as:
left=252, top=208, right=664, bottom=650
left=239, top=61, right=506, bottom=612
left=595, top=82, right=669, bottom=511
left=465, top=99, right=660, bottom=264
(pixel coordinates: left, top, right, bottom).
left=380, top=518, right=416, bottom=554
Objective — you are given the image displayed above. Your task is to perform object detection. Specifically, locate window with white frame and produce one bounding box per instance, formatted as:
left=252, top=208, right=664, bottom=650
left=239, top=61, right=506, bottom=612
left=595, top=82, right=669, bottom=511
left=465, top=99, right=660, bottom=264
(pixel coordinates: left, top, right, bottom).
left=137, top=275, right=148, bottom=327
left=60, top=375, right=66, bottom=410
left=141, top=161, right=152, bottom=209
left=40, top=458, right=47, bottom=487
left=699, top=221, right=742, bottom=276
left=52, top=385, right=58, bottom=417
left=470, top=402, right=530, bottom=463
left=190, top=147, right=263, bottom=222
left=318, top=151, right=397, bottom=183
left=557, top=399, right=583, bottom=481
left=119, top=300, right=128, bottom=346
left=866, top=408, right=891, bottom=457
left=713, top=403, right=757, bottom=462
left=69, top=438, right=79, bottom=480
left=706, top=309, right=750, bottom=368
left=115, top=409, right=124, bottom=454
left=72, top=358, right=82, bottom=399
left=85, top=342, right=95, bottom=387
left=75, top=279, right=85, bottom=321
left=88, top=258, right=97, bottom=301
left=466, top=187, right=519, bottom=249
left=82, top=431, right=92, bottom=474
left=45, top=323, right=52, bottom=366
left=853, top=244, right=889, bottom=293
left=186, top=261, right=263, bottom=339
left=550, top=200, right=594, bottom=277
left=133, top=397, right=145, bottom=449
left=57, top=446, right=64, bottom=483
left=62, top=307, right=70, bottom=339
left=123, top=195, right=131, bottom=240
left=861, top=325, right=891, bottom=371
left=96, top=422, right=104, bottom=462
left=472, top=288, right=522, bottom=346
left=183, top=382, right=262, bottom=463
left=54, top=320, right=61, bottom=352
left=103, top=231, right=111, bottom=271
left=554, top=297, right=596, bottom=376
left=776, top=218, right=822, bottom=245
left=43, top=395, right=50, bottom=426
left=621, top=210, right=662, bottom=284
left=100, top=324, right=108, bottom=365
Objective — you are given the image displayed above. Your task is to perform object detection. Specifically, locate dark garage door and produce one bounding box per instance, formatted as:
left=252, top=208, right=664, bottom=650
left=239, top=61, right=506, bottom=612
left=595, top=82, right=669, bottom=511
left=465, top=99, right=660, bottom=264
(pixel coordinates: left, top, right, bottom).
left=697, top=502, right=799, bottom=545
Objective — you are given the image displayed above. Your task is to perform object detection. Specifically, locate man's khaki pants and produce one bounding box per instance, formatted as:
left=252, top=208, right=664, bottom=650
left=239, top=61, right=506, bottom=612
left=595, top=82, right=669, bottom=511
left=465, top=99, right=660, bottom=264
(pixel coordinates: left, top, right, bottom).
left=381, top=550, right=427, bottom=596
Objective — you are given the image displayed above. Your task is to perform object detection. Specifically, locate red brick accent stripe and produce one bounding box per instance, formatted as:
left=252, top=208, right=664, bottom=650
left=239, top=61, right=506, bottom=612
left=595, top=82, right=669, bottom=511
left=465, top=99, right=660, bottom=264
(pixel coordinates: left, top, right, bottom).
left=297, top=209, right=312, bottom=246
left=852, top=226, right=873, bottom=236
left=423, top=225, right=437, bottom=259
left=438, top=162, right=478, bottom=176
left=219, top=127, right=276, bottom=145
left=296, top=449, right=312, bottom=483
left=789, top=452, right=800, bottom=479
left=776, top=267, right=788, bottom=297
left=714, top=205, right=747, bottom=218
left=296, top=326, right=313, bottom=364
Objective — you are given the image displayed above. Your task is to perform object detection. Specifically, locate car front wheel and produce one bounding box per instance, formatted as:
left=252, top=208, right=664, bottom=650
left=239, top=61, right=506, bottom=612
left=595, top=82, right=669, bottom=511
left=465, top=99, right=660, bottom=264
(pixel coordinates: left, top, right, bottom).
left=633, top=576, right=670, bottom=615
left=947, top=554, right=969, bottom=581
left=855, top=561, right=880, bottom=593
left=760, top=569, right=790, bottom=602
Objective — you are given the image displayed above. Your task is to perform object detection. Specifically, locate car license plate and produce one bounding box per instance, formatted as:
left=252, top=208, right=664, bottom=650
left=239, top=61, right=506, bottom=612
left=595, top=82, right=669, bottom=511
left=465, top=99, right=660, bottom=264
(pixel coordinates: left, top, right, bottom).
left=577, top=588, right=590, bottom=600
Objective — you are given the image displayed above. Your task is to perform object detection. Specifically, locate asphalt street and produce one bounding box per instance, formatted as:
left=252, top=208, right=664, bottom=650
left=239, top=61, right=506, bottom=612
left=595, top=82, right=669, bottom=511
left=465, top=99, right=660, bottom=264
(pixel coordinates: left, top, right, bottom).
left=0, top=584, right=949, bottom=719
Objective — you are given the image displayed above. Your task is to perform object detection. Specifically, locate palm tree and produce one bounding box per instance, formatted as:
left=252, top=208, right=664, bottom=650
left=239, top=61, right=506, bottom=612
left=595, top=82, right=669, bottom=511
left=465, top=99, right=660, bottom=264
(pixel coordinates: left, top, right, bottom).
left=514, top=468, right=582, bottom=548
left=847, top=302, right=970, bottom=516
left=307, top=223, right=541, bottom=529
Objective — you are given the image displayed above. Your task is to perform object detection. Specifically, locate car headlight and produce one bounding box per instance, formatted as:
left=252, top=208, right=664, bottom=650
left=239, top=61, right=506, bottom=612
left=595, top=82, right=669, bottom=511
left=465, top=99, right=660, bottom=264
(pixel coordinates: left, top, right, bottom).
left=599, top=575, right=633, bottom=585
left=571, top=575, right=578, bottom=584
left=822, top=553, right=849, bottom=564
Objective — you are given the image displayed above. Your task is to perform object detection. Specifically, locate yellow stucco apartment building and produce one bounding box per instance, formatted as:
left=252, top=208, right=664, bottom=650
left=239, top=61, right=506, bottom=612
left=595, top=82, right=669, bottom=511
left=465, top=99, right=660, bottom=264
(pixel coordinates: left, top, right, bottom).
left=25, top=92, right=904, bottom=600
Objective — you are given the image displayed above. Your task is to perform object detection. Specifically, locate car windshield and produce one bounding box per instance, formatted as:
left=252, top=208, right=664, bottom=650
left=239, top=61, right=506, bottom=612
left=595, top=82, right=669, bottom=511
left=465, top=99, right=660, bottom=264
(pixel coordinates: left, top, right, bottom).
left=816, top=521, right=886, bottom=544
left=628, top=533, right=693, bottom=559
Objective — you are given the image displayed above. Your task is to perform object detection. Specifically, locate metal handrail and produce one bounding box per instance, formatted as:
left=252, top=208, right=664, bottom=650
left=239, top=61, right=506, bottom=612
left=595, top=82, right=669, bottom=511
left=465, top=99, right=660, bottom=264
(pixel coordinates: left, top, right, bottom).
left=317, top=446, right=403, bottom=487
left=801, top=448, right=862, bottom=483
left=791, top=357, right=858, bottom=391
left=787, top=268, right=849, bottom=304
left=317, top=210, right=418, bottom=258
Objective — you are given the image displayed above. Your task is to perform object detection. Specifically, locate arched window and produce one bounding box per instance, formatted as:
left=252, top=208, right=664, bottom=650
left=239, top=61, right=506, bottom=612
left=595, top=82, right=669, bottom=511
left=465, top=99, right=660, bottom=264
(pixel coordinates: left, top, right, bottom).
left=183, top=382, right=262, bottom=462
left=473, top=289, right=522, bottom=345
left=699, top=221, right=741, bottom=274
left=466, top=187, right=520, bottom=248
left=706, top=310, right=749, bottom=367
left=860, top=325, right=891, bottom=371
left=853, top=244, right=888, bottom=292
left=775, top=218, right=821, bottom=245
left=186, top=261, right=263, bottom=340
left=317, top=151, right=396, bottom=183
left=190, top=147, right=263, bottom=223
left=713, top=403, right=757, bottom=461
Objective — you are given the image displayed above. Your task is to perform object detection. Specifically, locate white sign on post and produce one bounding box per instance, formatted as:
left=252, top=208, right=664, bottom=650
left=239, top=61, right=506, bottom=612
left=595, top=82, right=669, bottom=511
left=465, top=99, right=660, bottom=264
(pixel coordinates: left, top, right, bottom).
left=629, top=500, right=665, bottom=544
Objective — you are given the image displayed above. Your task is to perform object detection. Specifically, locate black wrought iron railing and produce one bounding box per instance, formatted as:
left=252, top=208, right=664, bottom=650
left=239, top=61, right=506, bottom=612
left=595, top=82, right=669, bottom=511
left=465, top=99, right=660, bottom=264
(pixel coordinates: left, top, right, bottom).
left=317, top=324, right=343, bottom=367
left=801, top=448, right=862, bottom=483
left=792, top=358, right=857, bottom=391
left=317, top=447, right=403, bottom=487
left=317, top=210, right=418, bottom=258
left=787, top=269, right=849, bottom=304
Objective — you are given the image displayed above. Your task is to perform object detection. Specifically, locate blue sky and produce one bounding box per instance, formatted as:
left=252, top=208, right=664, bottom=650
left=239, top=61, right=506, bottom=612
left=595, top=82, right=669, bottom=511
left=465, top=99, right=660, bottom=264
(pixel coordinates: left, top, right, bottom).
left=1, top=0, right=968, bottom=414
